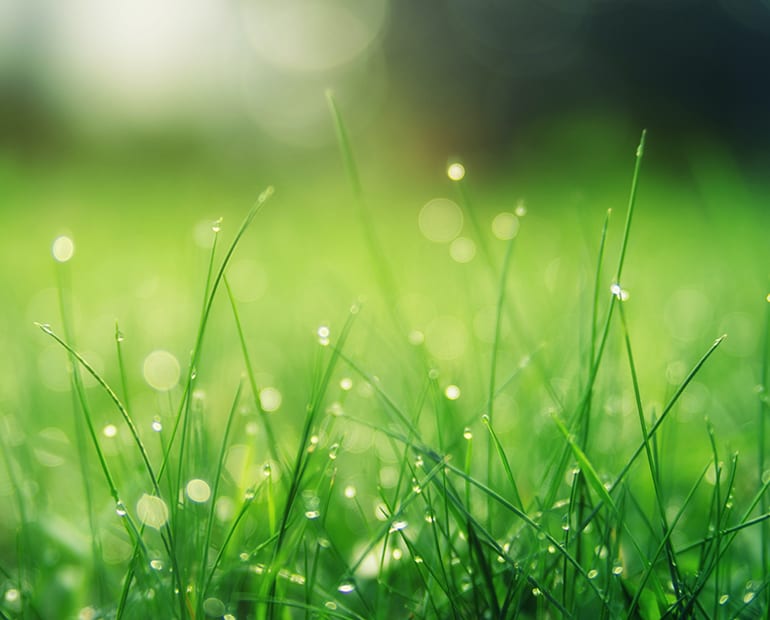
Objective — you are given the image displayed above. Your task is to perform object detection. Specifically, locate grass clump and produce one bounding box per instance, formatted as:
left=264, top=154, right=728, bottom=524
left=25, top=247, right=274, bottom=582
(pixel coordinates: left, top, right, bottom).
left=2, top=116, right=769, bottom=620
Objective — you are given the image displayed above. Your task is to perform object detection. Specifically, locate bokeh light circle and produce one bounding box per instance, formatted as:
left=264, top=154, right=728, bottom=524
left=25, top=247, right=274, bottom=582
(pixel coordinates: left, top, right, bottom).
left=142, top=350, right=180, bottom=391
left=419, top=199, right=464, bottom=243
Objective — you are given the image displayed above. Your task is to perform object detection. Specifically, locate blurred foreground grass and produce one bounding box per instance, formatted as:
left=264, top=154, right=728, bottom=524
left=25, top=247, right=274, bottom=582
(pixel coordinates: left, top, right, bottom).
left=0, top=123, right=769, bottom=618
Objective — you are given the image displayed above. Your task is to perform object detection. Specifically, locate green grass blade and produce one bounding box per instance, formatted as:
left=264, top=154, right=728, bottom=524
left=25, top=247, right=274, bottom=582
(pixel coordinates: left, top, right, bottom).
left=552, top=413, right=617, bottom=515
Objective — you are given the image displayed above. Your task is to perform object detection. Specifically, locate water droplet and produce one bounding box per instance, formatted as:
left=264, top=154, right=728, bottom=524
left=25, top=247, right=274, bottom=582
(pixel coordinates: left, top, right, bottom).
left=116, top=501, right=127, bottom=517
left=412, top=479, right=422, bottom=494
left=390, top=519, right=408, bottom=533
left=447, top=162, right=465, bottom=181
left=547, top=545, right=556, bottom=554
left=514, top=200, right=527, bottom=217
left=103, top=424, right=117, bottom=438
left=719, top=594, right=729, bottom=605
left=766, top=293, right=770, bottom=303
left=317, top=325, right=330, bottom=346
left=136, top=494, right=169, bottom=529
left=445, top=384, right=461, bottom=400
left=561, top=515, right=570, bottom=531
left=415, top=455, right=424, bottom=468
left=37, top=322, right=54, bottom=335
left=259, top=387, right=282, bottom=412
left=463, top=427, right=473, bottom=440
left=186, top=479, right=212, bottom=503
left=481, top=414, right=490, bottom=425
left=150, top=559, right=164, bottom=571
left=151, top=418, right=163, bottom=432
left=203, top=597, right=226, bottom=617
left=290, top=573, right=306, bottom=585
left=244, top=489, right=256, bottom=501
left=239, top=552, right=249, bottom=562
left=594, top=545, right=608, bottom=559
left=263, top=462, right=272, bottom=477
left=612, top=563, right=623, bottom=576
left=4, top=588, right=20, bottom=603
left=337, top=581, right=356, bottom=594
left=211, top=218, right=223, bottom=233
left=532, top=587, right=541, bottom=597
left=116, top=330, right=125, bottom=343
left=305, top=510, right=320, bottom=520
left=340, top=377, right=353, bottom=391
left=587, top=569, right=598, bottom=580
left=610, top=283, right=630, bottom=301
left=328, top=443, right=340, bottom=460
left=325, top=601, right=338, bottom=610
left=424, top=510, right=434, bottom=523
left=744, top=591, right=755, bottom=603
left=392, top=548, right=403, bottom=560
left=52, top=235, right=75, bottom=262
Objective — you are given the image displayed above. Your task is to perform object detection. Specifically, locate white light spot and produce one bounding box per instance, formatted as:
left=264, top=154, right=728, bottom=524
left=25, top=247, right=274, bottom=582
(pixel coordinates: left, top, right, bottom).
left=344, top=485, right=357, bottom=499
left=514, top=200, right=527, bottom=217
left=463, top=427, right=473, bottom=440
left=444, top=384, right=461, bottom=400
left=142, top=350, right=180, bottom=391
left=491, top=212, right=519, bottom=240
left=186, top=479, right=211, bottom=503
left=136, top=494, right=169, bottom=529
left=419, top=198, right=463, bottom=243
left=449, top=237, right=476, bottom=263
left=151, top=418, right=163, bottom=432
left=259, top=387, right=282, bottom=412
left=317, top=325, right=330, bottom=346
left=447, top=162, right=465, bottom=181
left=52, top=236, right=75, bottom=262
left=610, top=283, right=630, bottom=301
left=103, top=424, right=117, bottom=438
left=337, top=581, right=356, bottom=594
left=340, top=377, right=353, bottom=391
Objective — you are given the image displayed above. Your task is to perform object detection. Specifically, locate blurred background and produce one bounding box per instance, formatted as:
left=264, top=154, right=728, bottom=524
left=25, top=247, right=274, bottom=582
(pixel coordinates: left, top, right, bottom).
left=1, top=0, right=770, bottom=582
left=2, top=0, right=770, bottom=165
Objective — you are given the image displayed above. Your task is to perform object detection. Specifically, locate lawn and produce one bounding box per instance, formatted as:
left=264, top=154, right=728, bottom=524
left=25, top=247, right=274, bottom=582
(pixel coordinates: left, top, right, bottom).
left=1, top=111, right=769, bottom=619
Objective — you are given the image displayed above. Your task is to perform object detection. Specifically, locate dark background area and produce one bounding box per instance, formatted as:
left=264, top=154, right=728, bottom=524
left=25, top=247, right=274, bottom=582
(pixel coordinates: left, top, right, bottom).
left=383, top=0, right=770, bottom=160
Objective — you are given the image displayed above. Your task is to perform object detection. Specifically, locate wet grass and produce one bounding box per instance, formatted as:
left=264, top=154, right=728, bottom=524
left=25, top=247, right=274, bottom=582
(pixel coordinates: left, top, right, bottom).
left=1, top=120, right=770, bottom=619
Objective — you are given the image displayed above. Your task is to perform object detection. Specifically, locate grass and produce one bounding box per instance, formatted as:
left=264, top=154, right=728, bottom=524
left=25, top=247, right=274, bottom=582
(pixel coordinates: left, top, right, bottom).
left=1, top=114, right=770, bottom=619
